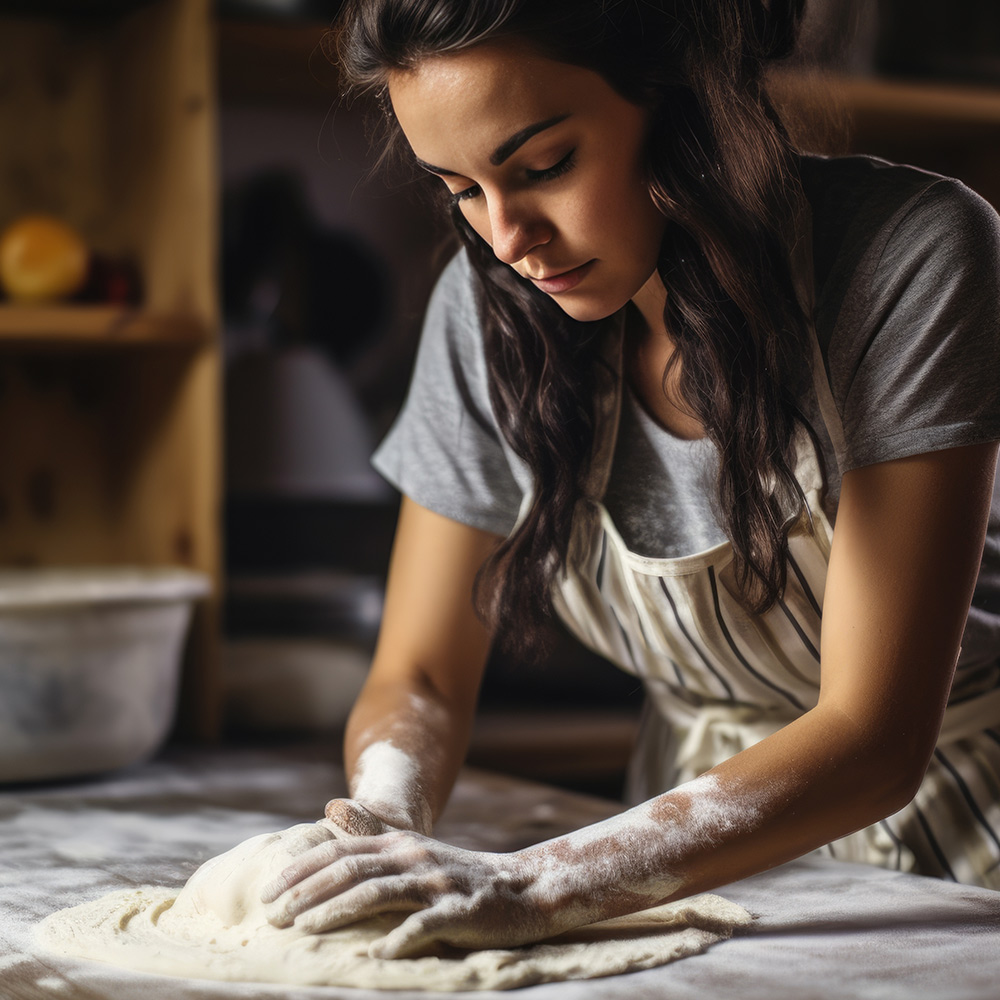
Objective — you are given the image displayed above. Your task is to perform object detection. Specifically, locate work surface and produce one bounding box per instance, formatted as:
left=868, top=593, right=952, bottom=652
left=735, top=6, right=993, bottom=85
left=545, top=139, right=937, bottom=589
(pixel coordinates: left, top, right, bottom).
left=2, top=744, right=999, bottom=1000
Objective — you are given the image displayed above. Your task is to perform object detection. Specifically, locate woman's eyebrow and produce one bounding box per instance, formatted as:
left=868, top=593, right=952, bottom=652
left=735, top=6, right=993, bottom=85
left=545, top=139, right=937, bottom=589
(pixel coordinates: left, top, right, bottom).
left=414, top=113, right=571, bottom=176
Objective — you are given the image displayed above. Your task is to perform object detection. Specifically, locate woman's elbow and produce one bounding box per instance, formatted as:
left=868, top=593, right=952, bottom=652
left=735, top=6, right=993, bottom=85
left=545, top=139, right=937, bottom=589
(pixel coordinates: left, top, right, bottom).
left=862, top=729, right=937, bottom=817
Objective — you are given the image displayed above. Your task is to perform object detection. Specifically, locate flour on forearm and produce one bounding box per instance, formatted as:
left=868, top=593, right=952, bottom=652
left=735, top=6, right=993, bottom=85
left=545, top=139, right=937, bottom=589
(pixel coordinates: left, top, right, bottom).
left=522, top=773, right=768, bottom=923
left=351, top=740, right=433, bottom=835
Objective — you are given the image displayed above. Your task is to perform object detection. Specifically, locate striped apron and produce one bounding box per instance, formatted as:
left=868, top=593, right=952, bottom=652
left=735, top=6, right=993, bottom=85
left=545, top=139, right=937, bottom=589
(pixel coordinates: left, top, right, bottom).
left=548, top=217, right=1000, bottom=888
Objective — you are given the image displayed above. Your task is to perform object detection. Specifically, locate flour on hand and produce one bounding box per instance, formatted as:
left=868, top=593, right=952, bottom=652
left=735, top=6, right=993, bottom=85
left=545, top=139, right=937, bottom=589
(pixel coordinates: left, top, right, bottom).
left=37, top=822, right=752, bottom=991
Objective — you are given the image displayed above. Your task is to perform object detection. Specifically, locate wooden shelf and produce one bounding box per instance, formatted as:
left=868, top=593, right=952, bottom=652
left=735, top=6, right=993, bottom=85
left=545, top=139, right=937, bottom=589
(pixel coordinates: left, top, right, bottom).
left=769, top=69, right=1000, bottom=146
left=833, top=74, right=1000, bottom=129
left=0, top=305, right=209, bottom=347
left=766, top=69, right=1000, bottom=209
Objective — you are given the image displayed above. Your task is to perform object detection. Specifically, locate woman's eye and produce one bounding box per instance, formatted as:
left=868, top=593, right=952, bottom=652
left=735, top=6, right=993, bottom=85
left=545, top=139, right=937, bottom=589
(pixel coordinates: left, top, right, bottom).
left=450, top=183, right=481, bottom=206
left=448, top=149, right=576, bottom=208
left=526, top=149, right=576, bottom=182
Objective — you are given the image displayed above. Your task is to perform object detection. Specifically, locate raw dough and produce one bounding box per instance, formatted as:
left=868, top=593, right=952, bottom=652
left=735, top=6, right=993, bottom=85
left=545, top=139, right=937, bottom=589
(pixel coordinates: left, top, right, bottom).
left=37, top=822, right=752, bottom=991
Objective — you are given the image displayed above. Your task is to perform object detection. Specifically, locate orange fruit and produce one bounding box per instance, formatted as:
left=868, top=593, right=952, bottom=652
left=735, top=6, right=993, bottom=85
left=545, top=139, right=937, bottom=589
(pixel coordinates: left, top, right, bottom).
left=0, top=214, right=91, bottom=303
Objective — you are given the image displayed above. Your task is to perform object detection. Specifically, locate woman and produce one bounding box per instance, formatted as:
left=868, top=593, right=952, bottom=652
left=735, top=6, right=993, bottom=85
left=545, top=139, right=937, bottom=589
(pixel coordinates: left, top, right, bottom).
left=262, top=0, right=1000, bottom=957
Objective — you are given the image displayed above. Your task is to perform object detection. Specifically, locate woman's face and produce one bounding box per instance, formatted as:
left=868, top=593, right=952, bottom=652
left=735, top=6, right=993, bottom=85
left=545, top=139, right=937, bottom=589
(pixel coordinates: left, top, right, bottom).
left=388, top=39, right=667, bottom=323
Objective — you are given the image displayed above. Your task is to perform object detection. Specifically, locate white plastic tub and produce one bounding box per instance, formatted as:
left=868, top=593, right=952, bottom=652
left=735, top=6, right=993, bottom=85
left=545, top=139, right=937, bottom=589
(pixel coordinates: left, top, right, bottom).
left=0, top=567, right=210, bottom=783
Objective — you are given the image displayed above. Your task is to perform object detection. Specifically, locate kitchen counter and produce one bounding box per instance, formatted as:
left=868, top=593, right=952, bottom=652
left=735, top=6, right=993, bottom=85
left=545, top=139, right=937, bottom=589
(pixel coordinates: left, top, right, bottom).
left=2, top=742, right=999, bottom=999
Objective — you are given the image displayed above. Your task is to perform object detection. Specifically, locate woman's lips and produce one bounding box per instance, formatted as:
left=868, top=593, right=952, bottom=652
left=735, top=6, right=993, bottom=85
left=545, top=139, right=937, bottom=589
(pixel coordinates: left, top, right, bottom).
left=528, top=260, right=595, bottom=294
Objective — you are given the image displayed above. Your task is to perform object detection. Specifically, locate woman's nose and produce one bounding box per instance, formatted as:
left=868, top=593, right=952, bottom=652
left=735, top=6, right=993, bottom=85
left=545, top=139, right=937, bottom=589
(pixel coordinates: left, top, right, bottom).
left=487, top=196, right=551, bottom=265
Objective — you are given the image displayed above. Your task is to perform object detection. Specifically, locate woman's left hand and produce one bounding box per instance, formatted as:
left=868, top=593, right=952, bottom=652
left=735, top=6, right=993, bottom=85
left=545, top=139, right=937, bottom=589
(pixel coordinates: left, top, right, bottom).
left=261, top=829, right=576, bottom=957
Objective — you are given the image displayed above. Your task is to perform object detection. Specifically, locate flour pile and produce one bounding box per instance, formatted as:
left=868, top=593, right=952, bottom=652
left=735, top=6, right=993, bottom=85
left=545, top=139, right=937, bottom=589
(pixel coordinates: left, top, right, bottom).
left=37, top=822, right=752, bottom=991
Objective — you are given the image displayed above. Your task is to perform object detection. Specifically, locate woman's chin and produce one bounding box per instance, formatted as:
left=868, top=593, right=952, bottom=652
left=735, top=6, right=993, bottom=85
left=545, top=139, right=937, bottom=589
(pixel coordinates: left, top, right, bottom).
left=549, top=295, right=626, bottom=324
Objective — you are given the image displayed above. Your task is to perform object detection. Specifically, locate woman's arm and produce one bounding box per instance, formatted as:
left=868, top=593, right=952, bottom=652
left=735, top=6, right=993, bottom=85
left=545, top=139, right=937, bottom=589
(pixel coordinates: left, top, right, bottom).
left=265, top=440, right=998, bottom=956
left=328, top=495, right=501, bottom=836
left=598, top=436, right=1000, bottom=899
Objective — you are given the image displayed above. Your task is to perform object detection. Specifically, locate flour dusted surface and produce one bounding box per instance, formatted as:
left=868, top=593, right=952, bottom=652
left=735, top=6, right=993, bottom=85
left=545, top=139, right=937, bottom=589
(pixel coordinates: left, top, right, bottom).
left=37, top=822, right=751, bottom=991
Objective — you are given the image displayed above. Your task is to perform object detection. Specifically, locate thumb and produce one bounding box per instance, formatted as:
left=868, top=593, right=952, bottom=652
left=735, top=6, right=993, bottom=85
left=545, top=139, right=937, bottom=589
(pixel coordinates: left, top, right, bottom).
left=324, top=798, right=390, bottom=838
left=368, top=911, right=440, bottom=960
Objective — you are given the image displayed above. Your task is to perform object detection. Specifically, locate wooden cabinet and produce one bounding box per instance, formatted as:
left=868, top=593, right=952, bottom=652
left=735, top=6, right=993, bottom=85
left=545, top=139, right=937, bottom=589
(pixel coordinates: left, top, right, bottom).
left=0, top=0, right=221, bottom=738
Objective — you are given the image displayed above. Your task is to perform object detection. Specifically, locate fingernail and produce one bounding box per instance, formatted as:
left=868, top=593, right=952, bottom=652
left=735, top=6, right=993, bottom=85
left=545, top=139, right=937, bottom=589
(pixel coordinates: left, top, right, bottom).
left=264, top=906, right=293, bottom=929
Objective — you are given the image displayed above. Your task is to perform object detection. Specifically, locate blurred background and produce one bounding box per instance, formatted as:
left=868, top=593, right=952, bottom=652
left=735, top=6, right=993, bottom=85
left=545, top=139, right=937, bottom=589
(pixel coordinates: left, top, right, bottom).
left=0, top=0, right=998, bottom=797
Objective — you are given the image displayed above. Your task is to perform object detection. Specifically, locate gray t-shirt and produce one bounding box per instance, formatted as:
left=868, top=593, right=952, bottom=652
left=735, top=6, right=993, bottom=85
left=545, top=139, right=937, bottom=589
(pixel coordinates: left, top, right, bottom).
left=372, top=154, right=1000, bottom=675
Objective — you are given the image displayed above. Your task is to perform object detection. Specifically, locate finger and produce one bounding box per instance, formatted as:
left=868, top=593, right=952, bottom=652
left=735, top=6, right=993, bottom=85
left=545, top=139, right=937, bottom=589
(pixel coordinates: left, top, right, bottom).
left=316, top=817, right=347, bottom=839
left=260, top=837, right=384, bottom=904
left=260, top=840, right=347, bottom=903
left=293, top=878, right=426, bottom=936
left=265, top=852, right=408, bottom=927
left=368, top=908, right=449, bottom=960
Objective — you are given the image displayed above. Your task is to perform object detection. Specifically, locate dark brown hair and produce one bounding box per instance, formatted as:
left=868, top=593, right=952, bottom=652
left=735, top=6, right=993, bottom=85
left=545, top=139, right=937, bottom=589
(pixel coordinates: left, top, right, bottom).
left=334, top=0, right=813, bottom=652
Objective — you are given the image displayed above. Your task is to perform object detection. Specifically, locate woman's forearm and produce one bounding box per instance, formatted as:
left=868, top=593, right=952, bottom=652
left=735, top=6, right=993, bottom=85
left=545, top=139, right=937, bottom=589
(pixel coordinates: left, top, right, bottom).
left=335, top=498, right=497, bottom=835
left=513, top=703, right=925, bottom=922
left=342, top=668, right=477, bottom=834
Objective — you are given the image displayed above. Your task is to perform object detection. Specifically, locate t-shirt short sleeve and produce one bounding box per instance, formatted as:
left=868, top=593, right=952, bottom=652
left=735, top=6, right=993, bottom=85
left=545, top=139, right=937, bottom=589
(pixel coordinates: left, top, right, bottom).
left=826, top=175, right=1000, bottom=471
left=371, top=251, right=527, bottom=536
